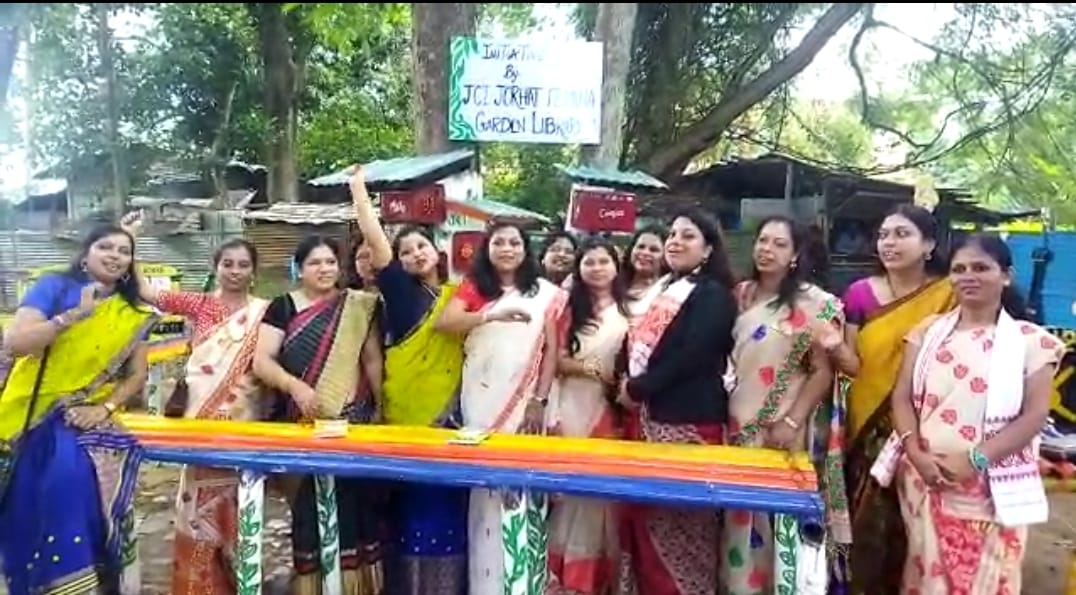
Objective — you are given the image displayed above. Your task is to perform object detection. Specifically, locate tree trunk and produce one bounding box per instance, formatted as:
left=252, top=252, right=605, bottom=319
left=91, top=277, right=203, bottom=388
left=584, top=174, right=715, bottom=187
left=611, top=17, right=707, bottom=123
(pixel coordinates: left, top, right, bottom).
left=411, top=3, right=477, bottom=155
left=93, top=2, right=126, bottom=215
left=209, top=82, right=238, bottom=208
left=252, top=3, right=300, bottom=203
left=644, top=3, right=863, bottom=181
left=581, top=3, right=638, bottom=170
left=0, top=3, right=24, bottom=111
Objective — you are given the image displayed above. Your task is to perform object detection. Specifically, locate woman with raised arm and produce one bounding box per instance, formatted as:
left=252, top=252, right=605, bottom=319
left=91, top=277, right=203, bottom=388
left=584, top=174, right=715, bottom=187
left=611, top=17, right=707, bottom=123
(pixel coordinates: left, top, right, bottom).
left=615, top=209, right=737, bottom=595
left=0, top=224, right=157, bottom=595
left=435, top=221, right=567, bottom=595
left=546, top=236, right=628, bottom=595
left=252, top=235, right=384, bottom=595
left=348, top=166, right=469, bottom=594
left=122, top=212, right=271, bottom=594
left=876, top=234, right=1062, bottom=593
left=817, top=206, right=957, bottom=593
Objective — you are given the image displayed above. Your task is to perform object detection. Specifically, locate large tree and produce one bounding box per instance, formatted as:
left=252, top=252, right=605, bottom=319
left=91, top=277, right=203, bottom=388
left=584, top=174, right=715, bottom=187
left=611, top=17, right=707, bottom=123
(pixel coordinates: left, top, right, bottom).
left=411, top=3, right=477, bottom=154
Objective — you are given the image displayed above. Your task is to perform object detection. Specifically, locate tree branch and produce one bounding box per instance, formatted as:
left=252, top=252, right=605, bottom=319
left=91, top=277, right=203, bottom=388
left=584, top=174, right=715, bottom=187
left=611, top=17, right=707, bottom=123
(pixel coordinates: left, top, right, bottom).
left=643, top=2, right=864, bottom=180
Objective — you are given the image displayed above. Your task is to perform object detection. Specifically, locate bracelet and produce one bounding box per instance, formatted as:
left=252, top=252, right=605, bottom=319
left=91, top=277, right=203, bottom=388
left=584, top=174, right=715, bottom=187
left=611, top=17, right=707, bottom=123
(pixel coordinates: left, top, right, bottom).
left=102, top=402, right=118, bottom=416
left=583, top=358, right=601, bottom=378
left=531, top=395, right=549, bottom=407
left=968, top=446, right=990, bottom=473
left=898, top=430, right=914, bottom=445
left=781, top=416, right=800, bottom=430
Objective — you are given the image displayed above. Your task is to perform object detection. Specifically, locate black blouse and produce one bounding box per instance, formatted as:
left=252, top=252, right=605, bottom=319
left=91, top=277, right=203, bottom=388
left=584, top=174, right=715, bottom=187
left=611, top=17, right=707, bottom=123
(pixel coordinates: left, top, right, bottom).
left=626, top=276, right=736, bottom=425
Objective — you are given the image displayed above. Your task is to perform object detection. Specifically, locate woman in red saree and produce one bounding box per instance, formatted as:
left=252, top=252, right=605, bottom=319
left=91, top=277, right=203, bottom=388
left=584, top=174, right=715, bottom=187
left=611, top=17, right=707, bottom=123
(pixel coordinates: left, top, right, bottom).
left=123, top=213, right=270, bottom=594
left=616, top=209, right=738, bottom=595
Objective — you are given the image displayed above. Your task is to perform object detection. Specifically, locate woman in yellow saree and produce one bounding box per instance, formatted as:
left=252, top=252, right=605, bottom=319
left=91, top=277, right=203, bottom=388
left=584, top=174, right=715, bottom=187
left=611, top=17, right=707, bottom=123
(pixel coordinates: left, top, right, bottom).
left=0, top=224, right=157, bottom=595
left=348, top=167, right=468, bottom=594
left=821, top=206, right=956, bottom=593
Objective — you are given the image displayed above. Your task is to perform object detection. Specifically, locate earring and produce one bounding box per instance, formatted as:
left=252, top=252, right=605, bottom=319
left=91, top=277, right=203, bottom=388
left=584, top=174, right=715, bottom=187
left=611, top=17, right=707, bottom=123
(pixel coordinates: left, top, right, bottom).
left=121, top=273, right=131, bottom=283
left=80, top=261, right=88, bottom=272
left=790, top=260, right=798, bottom=270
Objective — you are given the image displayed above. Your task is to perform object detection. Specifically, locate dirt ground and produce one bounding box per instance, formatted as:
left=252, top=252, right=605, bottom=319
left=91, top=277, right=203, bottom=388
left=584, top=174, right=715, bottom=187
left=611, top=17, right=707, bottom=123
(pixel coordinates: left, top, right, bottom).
left=3, top=463, right=1075, bottom=593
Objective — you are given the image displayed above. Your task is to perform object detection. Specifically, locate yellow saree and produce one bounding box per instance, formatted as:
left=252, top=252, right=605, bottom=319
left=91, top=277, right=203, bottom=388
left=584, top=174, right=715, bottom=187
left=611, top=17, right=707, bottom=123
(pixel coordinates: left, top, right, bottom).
left=845, top=277, right=956, bottom=594
left=382, top=284, right=464, bottom=425
left=0, top=294, right=156, bottom=595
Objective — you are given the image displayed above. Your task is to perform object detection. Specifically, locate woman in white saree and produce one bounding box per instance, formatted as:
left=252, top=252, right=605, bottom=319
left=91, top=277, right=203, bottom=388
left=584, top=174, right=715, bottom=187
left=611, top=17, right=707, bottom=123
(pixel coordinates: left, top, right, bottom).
left=435, top=222, right=568, bottom=595
left=547, top=237, right=629, bottom=594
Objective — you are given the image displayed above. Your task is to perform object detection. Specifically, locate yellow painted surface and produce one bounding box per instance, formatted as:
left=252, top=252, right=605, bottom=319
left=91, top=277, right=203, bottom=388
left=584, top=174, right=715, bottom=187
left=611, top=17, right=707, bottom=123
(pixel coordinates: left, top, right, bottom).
left=118, top=414, right=815, bottom=473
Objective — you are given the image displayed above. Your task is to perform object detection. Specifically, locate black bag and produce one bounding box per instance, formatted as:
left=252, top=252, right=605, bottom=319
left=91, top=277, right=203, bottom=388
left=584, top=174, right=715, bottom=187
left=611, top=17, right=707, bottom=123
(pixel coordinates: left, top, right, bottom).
left=0, top=345, right=52, bottom=505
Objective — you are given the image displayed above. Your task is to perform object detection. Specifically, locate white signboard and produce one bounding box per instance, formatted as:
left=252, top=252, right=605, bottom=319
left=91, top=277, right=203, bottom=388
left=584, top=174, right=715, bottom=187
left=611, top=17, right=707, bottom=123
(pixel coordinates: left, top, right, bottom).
left=447, top=36, right=603, bottom=145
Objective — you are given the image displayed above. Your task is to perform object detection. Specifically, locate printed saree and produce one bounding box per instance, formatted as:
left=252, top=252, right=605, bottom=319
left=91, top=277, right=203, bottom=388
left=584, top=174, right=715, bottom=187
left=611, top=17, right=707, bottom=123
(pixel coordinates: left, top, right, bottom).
left=382, top=284, right=469, bottom=595
left=845, top=278, right=955, bottom=594
left=0, top=294, right=157, bottom=595
left=171, top=298, right=269, bottom=595
left=617, top=276, right=724, bottom=595
left=275, top=289, right=385, bottom=595
left=722, top=283, right=848, bottom=595
left=461, top=278, right=568, bottom=595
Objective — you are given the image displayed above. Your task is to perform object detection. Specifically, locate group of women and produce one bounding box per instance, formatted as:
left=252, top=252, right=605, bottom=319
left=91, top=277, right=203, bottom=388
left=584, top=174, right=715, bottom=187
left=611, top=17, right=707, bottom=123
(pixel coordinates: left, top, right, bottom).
left=0, top=162, right=1064, bottom=595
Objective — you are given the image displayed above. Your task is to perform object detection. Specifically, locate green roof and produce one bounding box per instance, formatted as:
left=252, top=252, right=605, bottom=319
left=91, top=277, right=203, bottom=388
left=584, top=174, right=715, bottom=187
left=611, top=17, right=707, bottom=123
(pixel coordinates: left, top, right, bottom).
left=470, top=198, right=550, bottom=223
left=556, top=164, right=668, bottom=191
left=308, top=149, right=475, bottom=190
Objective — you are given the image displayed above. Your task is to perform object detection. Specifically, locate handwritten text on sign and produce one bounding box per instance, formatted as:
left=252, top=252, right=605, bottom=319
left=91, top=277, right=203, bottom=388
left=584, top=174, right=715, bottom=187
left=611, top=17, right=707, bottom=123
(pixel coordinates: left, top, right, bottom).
left=448, top=37, right=604, bottom=145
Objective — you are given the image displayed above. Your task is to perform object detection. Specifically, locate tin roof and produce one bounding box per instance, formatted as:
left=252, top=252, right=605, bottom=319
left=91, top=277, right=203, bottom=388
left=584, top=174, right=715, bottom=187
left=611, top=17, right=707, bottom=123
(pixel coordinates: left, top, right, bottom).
left=242, top=196, right=549, bottom=226
left=307, top=149, right=476, bottom=190
left=556, top=164, right=669, bottom=191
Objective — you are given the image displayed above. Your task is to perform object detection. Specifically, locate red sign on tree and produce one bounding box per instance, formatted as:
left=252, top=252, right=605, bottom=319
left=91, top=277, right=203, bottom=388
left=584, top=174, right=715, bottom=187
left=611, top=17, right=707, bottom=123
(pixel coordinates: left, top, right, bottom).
left=380, top=184, right=448, bottom=225
left=568, top=186, right=637, bottom=233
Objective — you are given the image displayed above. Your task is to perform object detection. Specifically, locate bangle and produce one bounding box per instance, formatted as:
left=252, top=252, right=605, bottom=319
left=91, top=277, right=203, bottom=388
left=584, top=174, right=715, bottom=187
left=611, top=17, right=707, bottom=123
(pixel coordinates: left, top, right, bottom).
left=102, top=402, right=118, bottom=416
left=968, top=446, right=990, bottom=472
left=898, top=430, right=914, bottom=445
left=781, top=416, right=800, bottom=430
left=583, top=358, right=601, bottom=378
left=531, top=395, right=548, bottom=407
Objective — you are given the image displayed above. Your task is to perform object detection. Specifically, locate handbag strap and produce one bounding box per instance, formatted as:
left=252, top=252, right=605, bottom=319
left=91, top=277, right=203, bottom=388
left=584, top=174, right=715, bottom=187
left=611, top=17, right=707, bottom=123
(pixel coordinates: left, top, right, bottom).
left=8, top=285, right=67, bottom=442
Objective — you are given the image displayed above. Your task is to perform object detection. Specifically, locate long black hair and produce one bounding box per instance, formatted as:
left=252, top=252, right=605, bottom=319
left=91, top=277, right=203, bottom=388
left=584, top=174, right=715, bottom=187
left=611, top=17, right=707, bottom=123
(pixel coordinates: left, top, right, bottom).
left=875, top=204, right=948, bottom=276
left=566, top=236, right=628, bottom=356
left=749, top=215, right=813, bottom=310
left=948, top=232, right=1030, bottom=320
left=68, top=223, right=144, bottom=310
left=470, top=221, right=541, bottom=300
left=620, top=225, right=667, bottom=286
left=669, top=208, right=737, bottom=290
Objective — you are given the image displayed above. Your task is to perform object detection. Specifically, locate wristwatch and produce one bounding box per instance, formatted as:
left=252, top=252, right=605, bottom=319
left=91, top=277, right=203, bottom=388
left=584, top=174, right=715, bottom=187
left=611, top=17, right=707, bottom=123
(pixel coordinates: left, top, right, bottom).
left=531, top=395, right=549, bottom=407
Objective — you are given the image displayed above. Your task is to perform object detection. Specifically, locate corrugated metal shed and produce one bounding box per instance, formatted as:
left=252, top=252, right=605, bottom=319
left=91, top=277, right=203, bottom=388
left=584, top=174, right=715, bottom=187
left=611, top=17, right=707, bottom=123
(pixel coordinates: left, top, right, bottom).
left=0, top=230, right=239, bottom=310
left=457, top=198, right=550, bottom=224
left=556, top=164, right=669, bottom=191
left=307, top=149, right=476, bottom=190
left=244, top=222, right=351, bottom=273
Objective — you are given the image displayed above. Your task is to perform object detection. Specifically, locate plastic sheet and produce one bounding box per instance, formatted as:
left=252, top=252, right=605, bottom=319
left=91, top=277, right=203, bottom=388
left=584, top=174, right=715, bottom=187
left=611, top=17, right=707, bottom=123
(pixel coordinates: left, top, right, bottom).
left=121, top=415, right=824, bottom=520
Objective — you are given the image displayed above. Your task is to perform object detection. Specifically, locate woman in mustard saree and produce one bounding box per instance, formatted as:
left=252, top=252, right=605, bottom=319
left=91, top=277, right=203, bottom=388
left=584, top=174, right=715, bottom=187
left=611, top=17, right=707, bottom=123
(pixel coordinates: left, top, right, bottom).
left=0, top=224, right=157, bottom=595
left=819, top=206, right=956, bottom=593
left=349, top=166, right=468, bottom=594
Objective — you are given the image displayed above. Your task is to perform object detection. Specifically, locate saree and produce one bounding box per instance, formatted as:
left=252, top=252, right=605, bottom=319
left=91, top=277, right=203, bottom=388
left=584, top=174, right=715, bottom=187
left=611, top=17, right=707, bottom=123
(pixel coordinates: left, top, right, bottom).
left=845, top=278, right=956, bottom=594
left=275, top=289, right=385, bottom=595
left=0, top=294, right=157, bottom=595
left=617, top=276, right=723, bottom=595
left=461, top=278, right=568, bottom=595
left=382, top=285, right=469, bottom=595
left=890, top=312, right=1061, bottom=593
left=171, top=298, right=269, bottom=595
left=546, top=304, right=627, bottom=595
left=722, top=283, right=846, bottom=595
